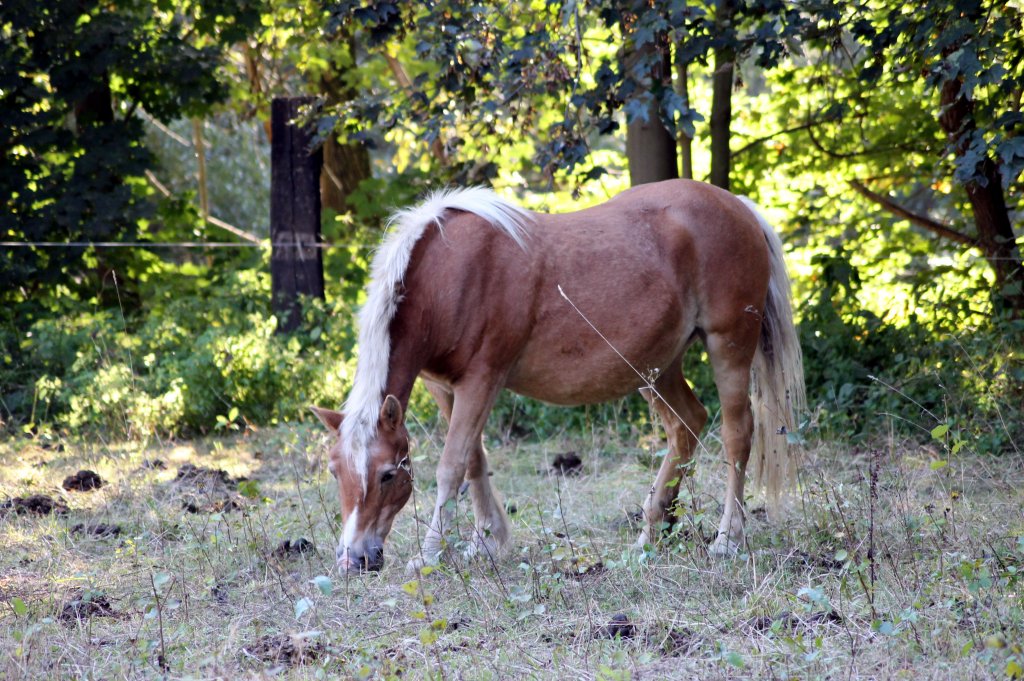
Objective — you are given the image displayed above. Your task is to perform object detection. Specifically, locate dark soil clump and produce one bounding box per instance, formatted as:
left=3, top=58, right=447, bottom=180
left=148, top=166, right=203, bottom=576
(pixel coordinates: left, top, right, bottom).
left=244, top=633, right=329, bottom=666
left=59, top=591, right=117, bottom=622
left=173, top=464, right=245, bottom=513
left=653, top=627, right=700, bottom=656
left=1, top=494, right=69, bottom=516
left=272, top=538, right=316, bottom=558
left=567, top=559, right=606, bottom=580
left=70, top=522, right=122, bottom=538
left=596, top=613, right=636, bottom=639
left=182, top=494, right=243, bottom=514
left=62, top=469, right=104, bottom=492
left=743, top=609, right=844, bottom=633
left=550, top=451, right=583, bottom=475
left=175, top=464, right=233, bottom=488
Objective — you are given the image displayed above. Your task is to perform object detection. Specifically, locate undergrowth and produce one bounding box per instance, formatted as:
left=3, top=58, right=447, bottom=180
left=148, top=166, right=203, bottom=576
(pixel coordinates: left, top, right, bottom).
left=2, top=245, right=1022, bottom=450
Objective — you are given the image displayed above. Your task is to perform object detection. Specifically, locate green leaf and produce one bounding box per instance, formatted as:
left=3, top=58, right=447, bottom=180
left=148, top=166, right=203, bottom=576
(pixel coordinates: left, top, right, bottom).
left=419, top=627, right=438, bottom=645
left=930, top=424, right=949, bottom=440
left=834, top=549, right=848, bottom=562
left=12, top=597, right=27, bottom=617
left=873, top=620, right=896, bottom=636
left=724, top=651, right=744, bottom=668
left=930, top=459, right=948, bottom=470
left=294, top=597, right=312, bottom=619
left=153, top=573, right=171, bottom=592
left=237, top=479, right=260, bottom=499
left=312, top=575, right=332, bottom=596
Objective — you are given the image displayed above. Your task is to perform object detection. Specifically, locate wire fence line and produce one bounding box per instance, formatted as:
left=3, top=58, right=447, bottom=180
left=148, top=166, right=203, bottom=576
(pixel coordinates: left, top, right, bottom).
left=0, top=241, right=377, bottom=250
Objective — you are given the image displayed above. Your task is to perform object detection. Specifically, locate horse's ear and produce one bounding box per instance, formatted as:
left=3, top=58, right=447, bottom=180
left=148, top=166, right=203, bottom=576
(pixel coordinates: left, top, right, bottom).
left=310, top=406, right=344, bottom=434
left=379, top=395, right=403, bottom=432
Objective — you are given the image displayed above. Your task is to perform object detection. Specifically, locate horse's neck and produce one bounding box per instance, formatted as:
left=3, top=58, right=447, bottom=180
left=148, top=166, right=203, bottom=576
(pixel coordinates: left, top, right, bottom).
left=381, top=322, right=425, bottom=410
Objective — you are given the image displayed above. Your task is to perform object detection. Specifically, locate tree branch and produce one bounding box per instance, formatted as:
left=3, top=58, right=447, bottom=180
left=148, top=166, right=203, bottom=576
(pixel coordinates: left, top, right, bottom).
left=731, top=121, right=821, bottom=159
left=383, top=53, right=446, bottom=163
left=849, top=179, right=978, bottom=247
left=144, top=169, right=261, bottom=244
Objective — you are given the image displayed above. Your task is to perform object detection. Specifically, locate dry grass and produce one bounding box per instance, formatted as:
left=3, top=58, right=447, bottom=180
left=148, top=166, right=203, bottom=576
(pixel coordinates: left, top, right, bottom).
left=1, top=421, right=1022, bottom=680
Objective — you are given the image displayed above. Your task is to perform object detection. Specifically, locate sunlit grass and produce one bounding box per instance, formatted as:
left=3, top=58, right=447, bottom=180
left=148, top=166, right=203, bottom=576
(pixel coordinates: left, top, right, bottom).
left=1, top=420, right=1022, bottom=679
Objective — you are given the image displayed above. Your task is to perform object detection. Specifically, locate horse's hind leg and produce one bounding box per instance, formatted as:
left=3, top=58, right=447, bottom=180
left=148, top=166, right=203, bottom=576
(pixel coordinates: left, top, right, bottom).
left=705, top=327, right=760, bottom=556
left=416, top=378, right=510, bottom=570
left=637, top=366, right=707, bottom=548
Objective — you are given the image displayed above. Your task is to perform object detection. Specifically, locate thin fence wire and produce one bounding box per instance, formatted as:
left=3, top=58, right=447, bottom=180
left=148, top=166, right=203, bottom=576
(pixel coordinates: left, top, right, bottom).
left=3, top=241, right=1023, bottom=259
left=0, top=241, right=376, bottom=250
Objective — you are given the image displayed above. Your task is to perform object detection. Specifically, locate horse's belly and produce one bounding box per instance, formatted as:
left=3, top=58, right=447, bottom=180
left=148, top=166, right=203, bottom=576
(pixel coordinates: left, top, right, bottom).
left=505, top=315, right=688, bottom=406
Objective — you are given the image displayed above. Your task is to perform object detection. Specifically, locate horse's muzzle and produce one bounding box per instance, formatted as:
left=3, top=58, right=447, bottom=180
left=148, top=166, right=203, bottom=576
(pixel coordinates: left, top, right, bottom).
left=337, top=544, right=384, bottom=573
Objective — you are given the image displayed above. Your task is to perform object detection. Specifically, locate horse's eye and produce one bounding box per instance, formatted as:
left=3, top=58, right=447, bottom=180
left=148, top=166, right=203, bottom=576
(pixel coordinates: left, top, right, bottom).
left=381, top=469, right=397, bottom=484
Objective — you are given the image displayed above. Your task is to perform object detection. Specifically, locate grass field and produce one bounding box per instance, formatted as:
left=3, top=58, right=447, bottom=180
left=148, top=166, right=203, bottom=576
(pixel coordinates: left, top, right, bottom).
left=1, top=419, right=1022, bottom=680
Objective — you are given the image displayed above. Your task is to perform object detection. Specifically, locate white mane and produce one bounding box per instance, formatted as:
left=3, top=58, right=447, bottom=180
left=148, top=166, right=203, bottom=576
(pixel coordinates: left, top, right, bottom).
left=341, top=186, right=533, bottom=489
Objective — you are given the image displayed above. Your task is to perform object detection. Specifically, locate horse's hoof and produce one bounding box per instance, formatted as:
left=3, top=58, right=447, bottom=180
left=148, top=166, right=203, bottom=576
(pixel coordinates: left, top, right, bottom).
left=405, top=554, right=439, bottom=577
left=464, top=535, right=501, bottom=563
left=708, top=535, right=741, bottom=558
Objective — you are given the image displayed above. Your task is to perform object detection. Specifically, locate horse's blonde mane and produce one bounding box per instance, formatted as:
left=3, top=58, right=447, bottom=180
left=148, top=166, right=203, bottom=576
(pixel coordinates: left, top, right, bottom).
left=341, top=187, right=533, bottom=489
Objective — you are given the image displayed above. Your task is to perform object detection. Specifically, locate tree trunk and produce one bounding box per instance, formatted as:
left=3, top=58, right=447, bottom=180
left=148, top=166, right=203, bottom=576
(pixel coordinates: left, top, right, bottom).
left=675, top=60, right=693, bottom=180
left=625, top=39, right=678, bottom=186
left=709, top=0, right=735, bottom=190
left=938, top=79, right=1024, bottom=314
left=321, top=134, right=370, bottom=214
left=320, top=31, right=371, bottom=214
left=271, top=97, right=324, bottom=334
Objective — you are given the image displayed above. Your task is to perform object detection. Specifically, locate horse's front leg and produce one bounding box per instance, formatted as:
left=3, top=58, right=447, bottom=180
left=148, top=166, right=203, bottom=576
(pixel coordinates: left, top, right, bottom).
left=409, top=377, right=505, bottom=573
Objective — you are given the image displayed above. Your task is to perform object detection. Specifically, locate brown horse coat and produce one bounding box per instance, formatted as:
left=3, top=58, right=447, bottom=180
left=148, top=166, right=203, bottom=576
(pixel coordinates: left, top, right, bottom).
left=314, top=179, right=804, bottom=573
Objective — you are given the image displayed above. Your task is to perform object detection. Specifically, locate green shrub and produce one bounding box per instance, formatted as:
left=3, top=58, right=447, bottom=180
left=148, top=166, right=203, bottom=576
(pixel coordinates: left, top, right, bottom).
left=800, top=250, right=1024, bottom=452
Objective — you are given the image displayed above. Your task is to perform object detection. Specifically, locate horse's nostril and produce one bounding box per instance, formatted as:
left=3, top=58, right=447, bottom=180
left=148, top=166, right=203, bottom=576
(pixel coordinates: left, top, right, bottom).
left=365, top=546, right=385, bottom=572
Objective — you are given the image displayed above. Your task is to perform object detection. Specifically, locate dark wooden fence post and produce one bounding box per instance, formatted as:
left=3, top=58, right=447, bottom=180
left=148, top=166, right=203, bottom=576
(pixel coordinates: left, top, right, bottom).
left=270, top=96, right=324, bottom=333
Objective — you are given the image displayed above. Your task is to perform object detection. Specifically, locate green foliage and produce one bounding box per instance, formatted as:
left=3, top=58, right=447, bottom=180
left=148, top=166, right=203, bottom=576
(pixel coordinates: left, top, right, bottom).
left=2, top=257, right=362, bottom=438
left=800, top=249, right=1024, bottom=449
left=324, top=0, right=811, bottom=184
left=0, top=0, right=260, bottom=303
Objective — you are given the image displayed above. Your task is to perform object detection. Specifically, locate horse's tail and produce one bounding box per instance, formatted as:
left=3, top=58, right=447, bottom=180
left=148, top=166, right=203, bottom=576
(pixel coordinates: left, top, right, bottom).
left=738, top=198, right=806, bottom=512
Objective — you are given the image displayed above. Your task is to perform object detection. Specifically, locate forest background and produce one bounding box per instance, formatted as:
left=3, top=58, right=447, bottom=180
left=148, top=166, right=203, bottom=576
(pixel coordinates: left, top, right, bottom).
left=2, top=0, right=1022, bottom=453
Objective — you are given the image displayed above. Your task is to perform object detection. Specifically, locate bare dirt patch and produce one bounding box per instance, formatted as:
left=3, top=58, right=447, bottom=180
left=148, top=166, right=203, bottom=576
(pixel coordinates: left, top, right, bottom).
left=243, top=633, right=332, bottom=667
left=742, top=609, right=844, bottom=633
left=171, top=463, right=246, bottom=513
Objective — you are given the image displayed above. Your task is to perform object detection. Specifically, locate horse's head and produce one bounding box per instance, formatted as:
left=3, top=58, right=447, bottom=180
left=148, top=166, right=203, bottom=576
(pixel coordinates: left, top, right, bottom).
left=311, top=396, right=413, bottom=573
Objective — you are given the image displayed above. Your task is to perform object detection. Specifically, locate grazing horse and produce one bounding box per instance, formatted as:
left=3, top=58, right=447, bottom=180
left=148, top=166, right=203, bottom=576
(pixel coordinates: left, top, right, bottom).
left=312, top=179, right=805, bottom=573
